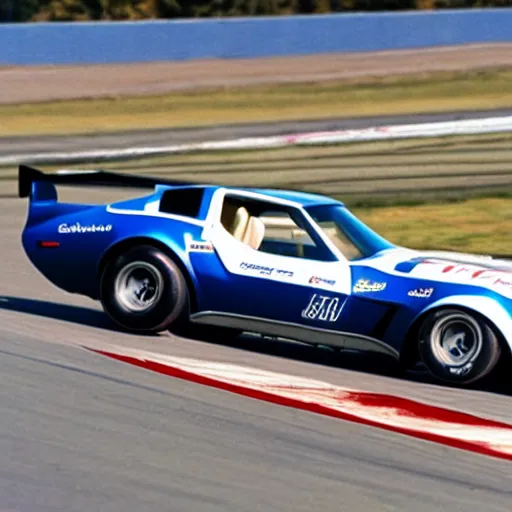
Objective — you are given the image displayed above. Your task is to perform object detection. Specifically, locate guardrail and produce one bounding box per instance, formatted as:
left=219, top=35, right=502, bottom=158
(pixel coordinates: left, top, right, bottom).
left=2, top=9, right=512, bottom=65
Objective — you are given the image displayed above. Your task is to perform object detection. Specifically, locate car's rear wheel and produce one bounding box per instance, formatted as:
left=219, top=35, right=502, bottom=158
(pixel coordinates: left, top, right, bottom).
left=418, top=308, right=501, bottom=385
left=100, top=245, right=189, bottom=333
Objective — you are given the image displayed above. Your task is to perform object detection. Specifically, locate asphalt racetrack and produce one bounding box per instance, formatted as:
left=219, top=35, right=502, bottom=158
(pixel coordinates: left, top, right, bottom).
left=3, top=108, right=512, bottom=160
left=1, top=191, right=511, bottom=511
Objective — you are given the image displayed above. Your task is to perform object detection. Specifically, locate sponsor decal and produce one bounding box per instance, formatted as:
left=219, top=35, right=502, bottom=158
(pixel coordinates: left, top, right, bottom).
left=427, top=261, right=512, bottom=289
left=353, top=278, right=387, bottom=293
left=188, top=241, right=214, bottom=253
left=240, top=262, right=294, bottom=278
left=309, top=276, right=336, bottom=286
left=408, top=287, right=434, bottom=298
left=301, top=294, right=343, bottom=322
left=58, top=222, right=112, bottom=234
left=275, top=269, right=294, bottom=278
left=240, top=262, right=273, bottom=275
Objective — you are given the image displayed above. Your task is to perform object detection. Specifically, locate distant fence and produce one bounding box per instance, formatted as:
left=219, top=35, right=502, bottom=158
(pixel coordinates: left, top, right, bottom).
left=1, top=9, right=512, bottom=66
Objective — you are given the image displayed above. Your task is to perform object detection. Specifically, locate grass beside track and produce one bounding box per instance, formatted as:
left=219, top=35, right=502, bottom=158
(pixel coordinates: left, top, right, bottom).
left=2, top=68, right=512, bottom=137
left=354, top=198, right=512, bottom=256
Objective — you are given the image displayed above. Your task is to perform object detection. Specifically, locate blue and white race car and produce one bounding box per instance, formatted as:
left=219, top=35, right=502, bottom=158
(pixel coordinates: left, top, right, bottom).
left=19, top=165, right=512, bottom=386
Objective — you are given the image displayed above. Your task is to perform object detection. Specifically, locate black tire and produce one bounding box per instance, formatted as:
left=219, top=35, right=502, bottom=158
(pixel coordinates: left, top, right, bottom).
left=418, top=308, right=501, bottom=385
left=100, top=245, right=189, bottom=333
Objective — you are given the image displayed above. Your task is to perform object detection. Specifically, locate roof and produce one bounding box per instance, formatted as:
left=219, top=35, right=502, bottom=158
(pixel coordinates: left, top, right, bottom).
left=154, top=184, right=342, bottom=208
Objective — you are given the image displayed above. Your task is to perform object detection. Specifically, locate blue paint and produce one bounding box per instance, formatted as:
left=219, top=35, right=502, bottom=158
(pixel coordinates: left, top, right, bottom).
left=1, top=9, right=512, bottom=66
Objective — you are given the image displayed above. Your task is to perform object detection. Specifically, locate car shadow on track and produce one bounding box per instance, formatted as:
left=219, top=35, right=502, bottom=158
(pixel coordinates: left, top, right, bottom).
left=199, top=330, right=512, bottom=396
left=0, top=295, right=156, bottom=336
left=1, top=295, right=510, bottom=396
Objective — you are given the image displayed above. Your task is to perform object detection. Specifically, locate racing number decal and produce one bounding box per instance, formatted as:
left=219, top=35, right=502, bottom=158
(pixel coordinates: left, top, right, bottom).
left=301, top=294, right=345, bottom=323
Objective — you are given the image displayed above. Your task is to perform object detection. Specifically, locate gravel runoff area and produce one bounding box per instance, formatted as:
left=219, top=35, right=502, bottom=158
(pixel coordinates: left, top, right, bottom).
left=3, top=43, right=512, bottom=104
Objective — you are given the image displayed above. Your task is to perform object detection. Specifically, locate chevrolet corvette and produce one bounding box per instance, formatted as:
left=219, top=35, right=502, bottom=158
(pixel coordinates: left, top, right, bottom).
left=18, top=165, right=512, bottom=386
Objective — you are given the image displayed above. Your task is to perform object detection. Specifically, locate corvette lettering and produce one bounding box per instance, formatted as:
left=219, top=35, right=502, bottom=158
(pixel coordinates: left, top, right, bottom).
left=240, top=262, right=293, bottom=278
left=353, top=279, right=386, bottom=293
left=240, top=262, right=274, bottom=276
left=408, top=287, right=434, bottom=298
left=302, top=294, right=343, bottom=322
left=58, top=222, right=112, bottom=234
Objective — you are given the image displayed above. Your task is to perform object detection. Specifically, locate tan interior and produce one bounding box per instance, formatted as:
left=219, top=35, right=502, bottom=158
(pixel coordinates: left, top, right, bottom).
left=243, top=217, right=266, bottom=250
left=232, top=207, right=250, bottom=240
left=229, top=207, right=266, bottom=250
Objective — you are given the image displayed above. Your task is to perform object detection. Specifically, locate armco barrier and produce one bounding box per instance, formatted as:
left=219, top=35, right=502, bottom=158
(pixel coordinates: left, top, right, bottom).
left=1, top=9, right=512, bottom=65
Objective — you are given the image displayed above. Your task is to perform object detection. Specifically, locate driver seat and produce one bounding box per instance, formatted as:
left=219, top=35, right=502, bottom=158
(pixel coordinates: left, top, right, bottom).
left=231, top=207, right=265, bottom=250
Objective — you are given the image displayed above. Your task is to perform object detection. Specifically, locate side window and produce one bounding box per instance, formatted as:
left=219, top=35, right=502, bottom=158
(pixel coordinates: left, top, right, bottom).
left=314, top=219, right=363, bottom=261
left=219, top=195, right=333, bottom=261
left=258, top=211, right=317, bottom=259
left=160, top=188, right=205, bottom=218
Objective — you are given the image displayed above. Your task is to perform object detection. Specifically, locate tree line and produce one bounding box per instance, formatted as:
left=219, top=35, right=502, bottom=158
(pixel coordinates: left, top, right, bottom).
left=1, top=0, right=510, bottom=22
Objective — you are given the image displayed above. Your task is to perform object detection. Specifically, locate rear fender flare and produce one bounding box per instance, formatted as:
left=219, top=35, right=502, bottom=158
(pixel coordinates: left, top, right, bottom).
left=97, top=236, right=199, bottom=312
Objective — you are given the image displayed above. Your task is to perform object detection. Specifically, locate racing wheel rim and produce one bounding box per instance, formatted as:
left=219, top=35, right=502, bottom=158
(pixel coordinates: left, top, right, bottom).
left=430, top=312, right=483, bottom=368
left=115, top=261, right=164, bottom=313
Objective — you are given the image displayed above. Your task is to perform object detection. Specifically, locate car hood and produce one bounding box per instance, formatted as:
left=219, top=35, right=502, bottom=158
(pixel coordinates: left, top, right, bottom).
left=417, top=250, right=512, bottom=271
left=363, top=247, right=512, bottom=298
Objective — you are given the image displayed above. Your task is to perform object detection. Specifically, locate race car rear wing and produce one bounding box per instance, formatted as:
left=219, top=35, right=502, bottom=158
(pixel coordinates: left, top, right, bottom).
left=18, top=165, right=193, bottom=200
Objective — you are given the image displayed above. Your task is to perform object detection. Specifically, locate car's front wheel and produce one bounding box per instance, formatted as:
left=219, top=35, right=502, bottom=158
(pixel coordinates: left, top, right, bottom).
left=100, top=245, right=189, bottom=333
left=418, top=308, right=501, bottom=385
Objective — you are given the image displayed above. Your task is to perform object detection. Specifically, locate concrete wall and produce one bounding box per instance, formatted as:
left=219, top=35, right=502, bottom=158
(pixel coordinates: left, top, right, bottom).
left=1, top=9, right=512, bottom=65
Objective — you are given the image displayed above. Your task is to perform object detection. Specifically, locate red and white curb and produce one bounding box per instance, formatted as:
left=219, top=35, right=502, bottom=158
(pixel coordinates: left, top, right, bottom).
left=88, top=345, right=512, bottom=462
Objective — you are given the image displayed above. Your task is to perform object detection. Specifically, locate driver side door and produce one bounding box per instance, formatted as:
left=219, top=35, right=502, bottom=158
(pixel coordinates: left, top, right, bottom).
left=195, top=190, right=352, bottom=331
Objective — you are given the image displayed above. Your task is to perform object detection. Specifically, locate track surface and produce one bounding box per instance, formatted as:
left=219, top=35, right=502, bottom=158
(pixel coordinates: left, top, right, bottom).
left=1, top=193, right=511, bottom=510
left=3, top=108, right=512, bottom=160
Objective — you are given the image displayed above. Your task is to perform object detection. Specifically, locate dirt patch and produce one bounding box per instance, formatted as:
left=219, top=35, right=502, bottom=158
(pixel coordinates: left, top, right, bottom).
left=3, top=43, right=512, bottom=105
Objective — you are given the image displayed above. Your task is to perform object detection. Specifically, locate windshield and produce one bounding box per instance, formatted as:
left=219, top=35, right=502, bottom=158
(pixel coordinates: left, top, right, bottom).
left=306, top=205, right=395, bottom=261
